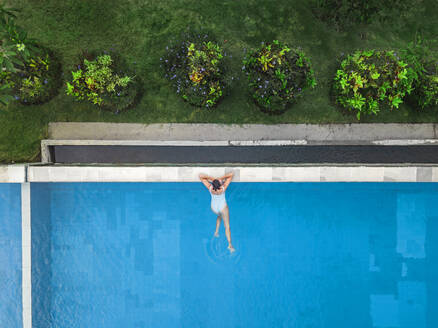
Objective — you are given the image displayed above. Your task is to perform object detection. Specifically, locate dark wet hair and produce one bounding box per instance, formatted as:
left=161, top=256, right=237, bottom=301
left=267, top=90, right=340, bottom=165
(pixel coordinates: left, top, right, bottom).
left=212, top=179, right=221, bottom=191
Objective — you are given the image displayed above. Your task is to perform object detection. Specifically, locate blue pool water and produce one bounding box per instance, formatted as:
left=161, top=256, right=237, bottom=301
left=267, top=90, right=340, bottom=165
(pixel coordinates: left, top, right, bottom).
left=0, top=184, right=22, bottom=328
left=30, top=182, right=438, bottom=328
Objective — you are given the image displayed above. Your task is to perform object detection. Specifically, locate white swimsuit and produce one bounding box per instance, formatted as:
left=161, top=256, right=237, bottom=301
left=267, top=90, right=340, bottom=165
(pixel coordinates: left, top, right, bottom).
left=210, top=185, right=227, bottom=215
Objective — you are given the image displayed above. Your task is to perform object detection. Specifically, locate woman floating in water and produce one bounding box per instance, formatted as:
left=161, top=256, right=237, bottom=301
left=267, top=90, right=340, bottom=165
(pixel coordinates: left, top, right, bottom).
left=199, top=172, right=235, bottom=253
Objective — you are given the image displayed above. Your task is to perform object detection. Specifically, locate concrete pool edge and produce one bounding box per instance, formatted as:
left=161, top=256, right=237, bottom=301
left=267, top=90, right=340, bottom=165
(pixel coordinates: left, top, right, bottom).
left=23, top=165, right=438, bottom=182
left=0, top=165, right=26, bottom=183
left=1, top=164, right=438, bottom=182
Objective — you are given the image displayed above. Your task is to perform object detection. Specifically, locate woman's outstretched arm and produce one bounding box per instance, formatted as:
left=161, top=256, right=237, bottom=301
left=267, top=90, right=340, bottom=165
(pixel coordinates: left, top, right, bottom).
left=199, top=173, right=213, bottom=190
left=221, top=172, right=234, bottom=191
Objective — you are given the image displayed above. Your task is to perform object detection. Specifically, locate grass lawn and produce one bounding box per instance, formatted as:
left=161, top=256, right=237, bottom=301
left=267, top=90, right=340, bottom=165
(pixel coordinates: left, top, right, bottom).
left=1, top=0, right=438, bottom=163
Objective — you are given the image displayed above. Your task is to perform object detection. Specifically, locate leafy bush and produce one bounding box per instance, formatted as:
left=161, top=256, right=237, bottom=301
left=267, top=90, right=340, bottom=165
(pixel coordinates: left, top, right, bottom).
left=399, top=35, right=438, bottom=110
left=66, top=50, right=138, bottom=113
left=9, top=47, right=62, bottom=105
left=161, top=32, right=232, bottom=109
left=311, top=0, right=412, bottom=31
left=0, top=70, right=14, bottom=104
left=242, top=40, right=316, bottom=114
left=332, top=49, right=416, bottom=119
left=0, top=3, right=45, bottom=105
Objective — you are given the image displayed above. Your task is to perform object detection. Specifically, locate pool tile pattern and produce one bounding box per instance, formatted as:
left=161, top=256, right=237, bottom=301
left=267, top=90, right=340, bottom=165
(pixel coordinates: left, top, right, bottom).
left=350, top=167, right=384, bottom=182
left=272, top=167, right=320, bottom=181
left=417, top=167, right=433, bottom=182
left=384, top=167, right=417, bottom=182
left=29, top=182, right=438, bottom=327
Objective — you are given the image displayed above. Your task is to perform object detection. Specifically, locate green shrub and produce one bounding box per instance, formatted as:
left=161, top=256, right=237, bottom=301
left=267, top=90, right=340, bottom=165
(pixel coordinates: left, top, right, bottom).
left=161, top=32, right=233, bottom=109
left=242, top=40, right=316, bottom=114
left=399, top=35, right=438, bottom=110
left=66, top=50, right=138, bottom=112
left=10, top=48, right=62, bottom=105
left=0, top=3, right=46, bottom=105
left=0, top=70, right=14, bottom=104
left=311, top=0, right=412, bottom=31
left=332, top=49, right=416, bottom=119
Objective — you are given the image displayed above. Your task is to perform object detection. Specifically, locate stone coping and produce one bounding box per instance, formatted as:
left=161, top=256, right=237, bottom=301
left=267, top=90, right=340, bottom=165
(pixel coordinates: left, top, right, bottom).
left=49, top=122, right=438, bottom=142
left=2, top=165, right=438, bottom=183
left=26, top=165, right=438, bottom=182
left=0, top=165, right=26, bottom=183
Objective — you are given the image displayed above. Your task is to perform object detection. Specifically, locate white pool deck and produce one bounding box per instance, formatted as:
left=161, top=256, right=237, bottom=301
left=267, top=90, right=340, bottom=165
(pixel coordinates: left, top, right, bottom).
left=2, top=164, right=438, bottom=183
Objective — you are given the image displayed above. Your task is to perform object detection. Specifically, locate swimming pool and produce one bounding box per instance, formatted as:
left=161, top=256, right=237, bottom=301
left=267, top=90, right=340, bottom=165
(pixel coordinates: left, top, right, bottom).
left=25, top=182, right=438, bottom=327
left=0, top=184, right=22, bottom=328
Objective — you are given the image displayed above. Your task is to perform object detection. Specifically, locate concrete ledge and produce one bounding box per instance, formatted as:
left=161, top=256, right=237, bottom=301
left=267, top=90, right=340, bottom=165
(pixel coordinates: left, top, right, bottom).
left=372, top=139, right=438, bottom=145
left=27, top=165, right=438, bottom=182
left=49, top=122, right=438, bottom=142
left=42, top=139, right=308, bottom=146
left=44, top=123, right=438, bottom=164
left=0, top=165, right=26, bottom=183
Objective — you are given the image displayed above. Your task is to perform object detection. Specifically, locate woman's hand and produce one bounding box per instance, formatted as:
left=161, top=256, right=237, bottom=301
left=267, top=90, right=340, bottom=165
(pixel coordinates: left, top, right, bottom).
left=199, top=173, right=214, bottom=181
left=219, top=172, right=234, bottom=181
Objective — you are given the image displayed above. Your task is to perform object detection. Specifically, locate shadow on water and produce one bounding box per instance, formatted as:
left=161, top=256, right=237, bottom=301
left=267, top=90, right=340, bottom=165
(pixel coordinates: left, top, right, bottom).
left=31, top=183, right=53, bottom=327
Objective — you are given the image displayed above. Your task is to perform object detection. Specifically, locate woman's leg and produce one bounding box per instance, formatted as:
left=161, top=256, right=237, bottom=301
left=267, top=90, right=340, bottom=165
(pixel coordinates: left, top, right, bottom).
left=221, top=205, right=235, bottom=252
left=214, top=213, right=222, bottom=237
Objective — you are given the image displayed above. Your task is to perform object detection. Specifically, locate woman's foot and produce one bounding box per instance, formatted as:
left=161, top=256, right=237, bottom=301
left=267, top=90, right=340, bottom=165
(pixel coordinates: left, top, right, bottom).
left=214, top=231, right=219, bottom=237
left=227, top=245, right=236, bottom=253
